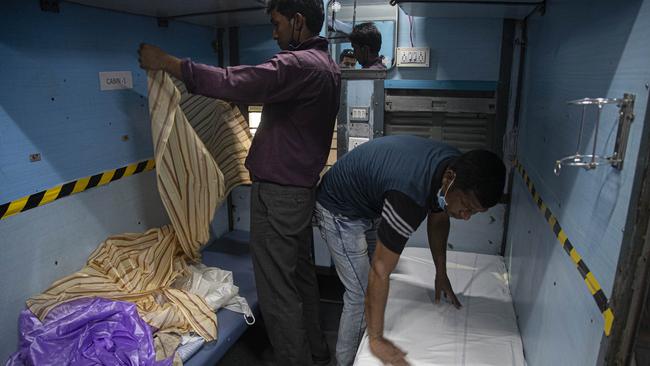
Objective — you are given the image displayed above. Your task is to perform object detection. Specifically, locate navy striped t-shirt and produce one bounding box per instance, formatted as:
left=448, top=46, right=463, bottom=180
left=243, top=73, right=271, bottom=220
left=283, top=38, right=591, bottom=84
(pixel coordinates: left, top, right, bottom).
left=317, top=135, right=460, bottom=253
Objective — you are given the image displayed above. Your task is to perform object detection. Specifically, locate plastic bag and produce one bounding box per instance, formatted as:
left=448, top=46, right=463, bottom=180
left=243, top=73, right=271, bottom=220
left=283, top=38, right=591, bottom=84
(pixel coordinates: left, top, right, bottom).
left=7, top=297, right=173, bottom=366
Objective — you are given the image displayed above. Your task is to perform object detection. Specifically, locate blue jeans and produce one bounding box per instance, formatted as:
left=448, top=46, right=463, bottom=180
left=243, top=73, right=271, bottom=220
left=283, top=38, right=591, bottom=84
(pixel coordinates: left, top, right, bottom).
left=314, top=202, right=376, bottom=366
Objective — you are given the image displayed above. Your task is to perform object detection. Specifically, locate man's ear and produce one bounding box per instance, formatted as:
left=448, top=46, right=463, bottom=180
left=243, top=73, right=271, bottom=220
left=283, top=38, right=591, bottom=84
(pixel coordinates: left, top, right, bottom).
left=293, top=12, right=305, bottom=31
left=441, top=169, right=455, bottom=190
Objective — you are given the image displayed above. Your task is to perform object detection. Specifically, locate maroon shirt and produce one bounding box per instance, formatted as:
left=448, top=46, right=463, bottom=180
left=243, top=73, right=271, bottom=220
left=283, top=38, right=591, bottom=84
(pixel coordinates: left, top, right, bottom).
left=364, top=58, right=386, bottom=70
left=181, top=37, right=341, bottom=188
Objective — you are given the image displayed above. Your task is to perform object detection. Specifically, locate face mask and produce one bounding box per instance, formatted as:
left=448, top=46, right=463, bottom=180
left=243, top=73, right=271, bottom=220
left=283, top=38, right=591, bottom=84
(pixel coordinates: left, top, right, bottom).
left=437, top=176, right=455, bottom=210
left=287, top=17, right=301, bottom=50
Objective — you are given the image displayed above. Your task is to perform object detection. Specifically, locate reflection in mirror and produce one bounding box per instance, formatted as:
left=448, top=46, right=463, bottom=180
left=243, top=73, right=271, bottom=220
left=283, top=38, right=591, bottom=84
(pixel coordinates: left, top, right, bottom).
left=325, top=1, right=397, bottom=70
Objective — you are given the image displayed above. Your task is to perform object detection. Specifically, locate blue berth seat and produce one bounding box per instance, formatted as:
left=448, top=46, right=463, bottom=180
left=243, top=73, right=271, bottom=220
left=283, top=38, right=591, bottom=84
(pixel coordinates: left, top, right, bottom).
left=184, top=230, right=258, bottom=365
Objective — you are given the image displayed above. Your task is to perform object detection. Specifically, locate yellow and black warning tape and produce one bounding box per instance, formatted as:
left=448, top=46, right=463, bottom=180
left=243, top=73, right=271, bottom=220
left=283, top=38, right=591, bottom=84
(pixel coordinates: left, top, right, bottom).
left=0, top=159, right=155, bottom=221
left=514, top=160, right=614, bottom=336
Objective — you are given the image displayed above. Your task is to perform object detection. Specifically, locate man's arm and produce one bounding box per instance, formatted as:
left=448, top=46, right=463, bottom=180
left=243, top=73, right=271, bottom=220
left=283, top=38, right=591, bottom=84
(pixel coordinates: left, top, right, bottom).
left=138, top=44, right=304, bottom=104
left=138, top=44, right=183, bottom=80
left=427, top=211, right=461, bottom=308
left=366, top=239, right=409, bottom=366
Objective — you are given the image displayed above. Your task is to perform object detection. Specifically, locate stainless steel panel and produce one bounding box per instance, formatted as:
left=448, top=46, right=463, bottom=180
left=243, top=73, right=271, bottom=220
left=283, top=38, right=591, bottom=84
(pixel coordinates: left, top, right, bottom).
left=385, top=95, right=497, bottom=114
left=349, top=122, right=371, bottom=138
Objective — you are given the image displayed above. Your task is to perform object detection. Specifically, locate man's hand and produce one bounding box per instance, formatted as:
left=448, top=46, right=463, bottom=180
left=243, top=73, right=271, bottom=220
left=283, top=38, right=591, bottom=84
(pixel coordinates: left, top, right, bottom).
left=434, top=272, right=462, bottom=309
left=369, top=336, right=410, bottom=366
left=138, top=43, right=171, bottom=71
left=138, top=44, right=183, bottom=79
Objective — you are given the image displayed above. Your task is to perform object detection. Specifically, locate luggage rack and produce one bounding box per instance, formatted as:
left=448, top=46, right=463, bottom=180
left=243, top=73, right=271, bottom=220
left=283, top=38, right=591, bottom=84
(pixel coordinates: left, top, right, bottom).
left=554, top=94, right=635, bottom=176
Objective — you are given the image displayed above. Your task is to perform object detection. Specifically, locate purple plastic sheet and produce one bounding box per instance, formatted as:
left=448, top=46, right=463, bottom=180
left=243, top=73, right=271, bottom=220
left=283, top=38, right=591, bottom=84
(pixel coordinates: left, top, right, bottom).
left=7, top=297, right=173, bottom=366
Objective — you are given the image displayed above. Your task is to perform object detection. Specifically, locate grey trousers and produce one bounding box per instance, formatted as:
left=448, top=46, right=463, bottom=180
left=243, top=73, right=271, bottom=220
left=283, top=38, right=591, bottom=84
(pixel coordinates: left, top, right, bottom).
left=250, top=182, right=330, bottom=366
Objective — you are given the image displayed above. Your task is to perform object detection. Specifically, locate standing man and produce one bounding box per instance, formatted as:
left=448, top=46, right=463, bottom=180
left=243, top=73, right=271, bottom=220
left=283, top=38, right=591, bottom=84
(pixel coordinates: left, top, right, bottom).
left=314, top=135, right=506, bottom=365
left=349, top=22, right=386, bottom=70
left=138, top=1, right=340, bottom=364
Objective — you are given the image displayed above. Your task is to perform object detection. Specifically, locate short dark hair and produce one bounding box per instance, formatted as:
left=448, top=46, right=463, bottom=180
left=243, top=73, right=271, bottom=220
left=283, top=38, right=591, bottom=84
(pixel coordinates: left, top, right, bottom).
left=339, top=48, right=355, bottom=62
left=266, top=0, right=324, bottom=35
left=450, top=150, right=506, bottom=208
left=349, top=22, right=382, bottom=54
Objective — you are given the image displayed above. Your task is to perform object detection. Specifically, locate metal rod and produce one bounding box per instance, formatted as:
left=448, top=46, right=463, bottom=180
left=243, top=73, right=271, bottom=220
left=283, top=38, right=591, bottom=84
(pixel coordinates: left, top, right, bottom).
left=576, top=105, right=586, bottom=155
left=513, top=20, right=527, bottom=130
left=161, top=6, right=266, bottom=21
left=391, top=5, right=399, bottom=69
left=393, top=0, right=544, bottom=6
left=592, top=105, right=602, bottom=165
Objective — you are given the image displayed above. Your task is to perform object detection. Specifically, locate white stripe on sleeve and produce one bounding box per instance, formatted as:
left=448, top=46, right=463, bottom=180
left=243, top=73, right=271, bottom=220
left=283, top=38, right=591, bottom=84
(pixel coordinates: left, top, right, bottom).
left=384, top=200, right=415, bottom=233
left=381, top=211, right=410, bottom=238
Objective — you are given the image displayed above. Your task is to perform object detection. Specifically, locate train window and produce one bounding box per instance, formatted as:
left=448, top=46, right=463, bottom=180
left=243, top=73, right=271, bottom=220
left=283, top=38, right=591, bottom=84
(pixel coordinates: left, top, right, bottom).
left=247, top=105, right=262, bottom=136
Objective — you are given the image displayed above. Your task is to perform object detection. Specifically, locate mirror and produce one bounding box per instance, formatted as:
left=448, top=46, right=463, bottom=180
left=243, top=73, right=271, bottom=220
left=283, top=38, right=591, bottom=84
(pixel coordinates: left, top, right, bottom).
left=326, top=1, right=398, bottom=70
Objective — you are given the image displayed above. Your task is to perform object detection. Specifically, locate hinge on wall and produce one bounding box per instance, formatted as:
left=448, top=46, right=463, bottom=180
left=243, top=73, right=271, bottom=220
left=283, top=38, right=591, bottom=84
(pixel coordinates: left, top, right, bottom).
left=612, top=93, right=636, bottom=170
left=40, top=0, right=59, bottom=13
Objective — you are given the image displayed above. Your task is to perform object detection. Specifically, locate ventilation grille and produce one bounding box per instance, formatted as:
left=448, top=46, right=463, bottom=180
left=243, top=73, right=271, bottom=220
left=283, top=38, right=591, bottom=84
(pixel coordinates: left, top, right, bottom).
left=385, top=112, right=494, bottom=153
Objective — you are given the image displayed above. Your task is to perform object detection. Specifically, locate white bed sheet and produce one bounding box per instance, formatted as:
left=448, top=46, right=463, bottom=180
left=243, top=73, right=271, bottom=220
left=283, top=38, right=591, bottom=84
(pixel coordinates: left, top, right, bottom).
left=354, top=248, right=526, bottom=366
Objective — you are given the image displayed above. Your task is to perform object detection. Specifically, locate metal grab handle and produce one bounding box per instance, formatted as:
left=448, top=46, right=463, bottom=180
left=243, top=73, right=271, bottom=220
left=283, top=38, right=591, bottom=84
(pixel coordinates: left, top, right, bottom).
left=555, top=94, right=635, bottom=175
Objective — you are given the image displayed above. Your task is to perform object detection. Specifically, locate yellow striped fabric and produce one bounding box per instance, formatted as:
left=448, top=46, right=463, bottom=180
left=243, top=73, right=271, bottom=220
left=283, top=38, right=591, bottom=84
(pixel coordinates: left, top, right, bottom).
left=26, top=71, right=252, bottom=346
left=174, top=79, right=252, bottom=196
left=149, top=71, right=223, bottom=262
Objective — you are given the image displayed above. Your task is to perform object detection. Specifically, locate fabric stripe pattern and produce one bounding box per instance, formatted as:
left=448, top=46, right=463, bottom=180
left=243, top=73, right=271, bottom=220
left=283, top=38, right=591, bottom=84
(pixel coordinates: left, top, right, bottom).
left=26, top=71, right=252, bottom=346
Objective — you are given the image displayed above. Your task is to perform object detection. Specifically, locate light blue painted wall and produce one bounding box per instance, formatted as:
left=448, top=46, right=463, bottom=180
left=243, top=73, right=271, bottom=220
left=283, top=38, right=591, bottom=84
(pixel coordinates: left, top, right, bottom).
left=0, top=171, right=171, bottom=361
left=0, top=1, right=229, bottom=361
left=238, top=0, right=332, bottom=66
left=239, top=24, right=278, bottom=65
left=388, top=8, right=502, bottom=83
left=407, top=204, right=506, bottom=255
left=507, top=178, right=606, bottom=366
left=0, top=0, right=217, bottom=204
left=506, top=1, right=650, bottom=365
left=0, top=174, right=230, bottom=361
left=236, top=6, right=503, bottom=84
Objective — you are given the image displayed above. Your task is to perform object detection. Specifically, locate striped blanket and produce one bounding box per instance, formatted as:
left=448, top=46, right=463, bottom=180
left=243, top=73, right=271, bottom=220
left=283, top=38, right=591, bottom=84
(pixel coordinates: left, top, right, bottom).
left=26, top=71, right=252, bottom=355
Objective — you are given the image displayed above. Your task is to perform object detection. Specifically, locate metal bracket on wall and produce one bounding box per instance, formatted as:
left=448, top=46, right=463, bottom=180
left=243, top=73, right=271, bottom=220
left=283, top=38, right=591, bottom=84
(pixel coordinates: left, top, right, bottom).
left=40, top=0, right=59, bottom=13
left=612, top=93, right=636, bottom=170
left=554, top=94, right=635, bottom=175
